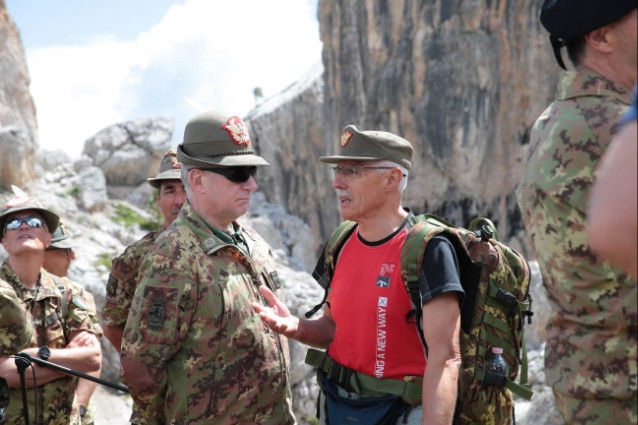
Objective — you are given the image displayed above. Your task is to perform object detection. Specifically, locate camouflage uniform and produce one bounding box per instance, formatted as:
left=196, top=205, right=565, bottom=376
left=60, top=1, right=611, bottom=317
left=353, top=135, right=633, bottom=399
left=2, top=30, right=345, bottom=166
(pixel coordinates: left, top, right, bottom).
left=0, top=279, right=34, bottom=355
left=0, top=261, right=99, bottom=425
left=102, top=229, right=161, bottom=328
left=516, top=71, right=637, bottom=424
left=64, top=277, right=102, bottom=425
left=121, top=201, right=295, bottom=425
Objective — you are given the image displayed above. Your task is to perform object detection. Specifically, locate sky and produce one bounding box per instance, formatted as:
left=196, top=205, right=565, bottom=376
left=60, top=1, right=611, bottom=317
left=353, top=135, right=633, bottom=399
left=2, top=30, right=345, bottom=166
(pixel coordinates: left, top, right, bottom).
left=6, top=0, right=322, bottom=159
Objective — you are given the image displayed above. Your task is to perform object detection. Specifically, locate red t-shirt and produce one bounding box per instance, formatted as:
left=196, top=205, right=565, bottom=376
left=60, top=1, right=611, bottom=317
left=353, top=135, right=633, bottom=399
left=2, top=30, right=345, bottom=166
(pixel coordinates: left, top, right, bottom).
left=327, top=227, right=427, bottom=380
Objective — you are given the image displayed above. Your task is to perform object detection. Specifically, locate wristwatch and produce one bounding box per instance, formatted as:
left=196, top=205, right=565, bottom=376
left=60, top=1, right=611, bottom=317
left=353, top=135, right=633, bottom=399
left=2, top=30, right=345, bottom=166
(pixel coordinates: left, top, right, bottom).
left=37, top=346, right=51, bottom=361
left=79, top=405, right=87, bottom=417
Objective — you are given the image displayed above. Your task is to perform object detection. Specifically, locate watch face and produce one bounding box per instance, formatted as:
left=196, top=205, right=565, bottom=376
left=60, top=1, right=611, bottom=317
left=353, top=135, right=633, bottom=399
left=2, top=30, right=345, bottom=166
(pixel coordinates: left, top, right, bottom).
left=79, top=405, right=87, bottom=417
left=38, top=346, right=51, bottom=361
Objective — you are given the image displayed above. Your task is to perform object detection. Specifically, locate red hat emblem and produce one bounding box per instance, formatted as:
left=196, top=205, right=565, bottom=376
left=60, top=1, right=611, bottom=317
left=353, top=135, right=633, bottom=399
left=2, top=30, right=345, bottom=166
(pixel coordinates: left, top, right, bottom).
left=221, top=116, right=251, bottom=146
left=341, top=131, right=353, bottom=147
left=169, top=155, right=181, bottom=169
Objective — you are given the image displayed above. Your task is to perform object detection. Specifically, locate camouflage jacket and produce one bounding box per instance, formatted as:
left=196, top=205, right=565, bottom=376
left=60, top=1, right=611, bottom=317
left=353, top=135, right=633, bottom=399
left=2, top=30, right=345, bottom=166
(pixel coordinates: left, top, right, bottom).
left=0, top=261, right=98, bottom=425
left=121, top=202, right=295, bottom=425
left=516, top=71, right=636, bottom=400
left=102, top=229, right=161, bottom=327
left=0, top=279, right=34, bottom=355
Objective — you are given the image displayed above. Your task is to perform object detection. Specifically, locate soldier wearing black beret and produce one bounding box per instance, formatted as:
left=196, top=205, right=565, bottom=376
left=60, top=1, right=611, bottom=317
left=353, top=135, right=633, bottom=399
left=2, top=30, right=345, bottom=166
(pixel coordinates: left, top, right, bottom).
left=517, top=1, right=637, bottom=424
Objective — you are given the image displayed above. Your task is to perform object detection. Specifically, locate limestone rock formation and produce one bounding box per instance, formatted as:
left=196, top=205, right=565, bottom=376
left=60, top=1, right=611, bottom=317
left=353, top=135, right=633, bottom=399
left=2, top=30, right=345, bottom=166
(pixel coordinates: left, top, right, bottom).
left=248, top=0, right=560, bottom=257
left=82, top=117, right=173, bottom=187
left=0, top=0, right=37, bottom=189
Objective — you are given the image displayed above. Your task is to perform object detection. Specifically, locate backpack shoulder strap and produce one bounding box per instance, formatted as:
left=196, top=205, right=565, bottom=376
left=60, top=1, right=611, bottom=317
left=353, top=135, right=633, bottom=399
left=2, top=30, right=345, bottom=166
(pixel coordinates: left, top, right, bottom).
left=306, top=220, right=358, bottom=318
left=400, top=215, right=451, bottom=354
left=325, top=220, right=358, bottom=282
left=401, top=215, right=450, bottom=290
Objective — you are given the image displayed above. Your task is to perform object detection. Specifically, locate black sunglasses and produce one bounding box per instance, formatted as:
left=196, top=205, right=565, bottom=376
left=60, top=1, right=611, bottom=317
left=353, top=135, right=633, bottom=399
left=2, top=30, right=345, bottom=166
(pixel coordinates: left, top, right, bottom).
left=194, top=166, right=257, bottom=183
left=5, top=216, right=46, bottom=231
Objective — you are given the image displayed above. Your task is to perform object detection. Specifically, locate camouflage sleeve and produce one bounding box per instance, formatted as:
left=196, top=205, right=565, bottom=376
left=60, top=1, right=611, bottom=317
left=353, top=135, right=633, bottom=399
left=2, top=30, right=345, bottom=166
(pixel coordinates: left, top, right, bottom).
left=0, top=282, right=34, bottom=355
left=103, top=232, right=158, bottom=328
left=102, top=250, right=141, bottom=327
left=121, top=250, right=196, bottom=423
left=61, top=277, right=98, bottom=336
left=66, top=279, right=103, bottom=337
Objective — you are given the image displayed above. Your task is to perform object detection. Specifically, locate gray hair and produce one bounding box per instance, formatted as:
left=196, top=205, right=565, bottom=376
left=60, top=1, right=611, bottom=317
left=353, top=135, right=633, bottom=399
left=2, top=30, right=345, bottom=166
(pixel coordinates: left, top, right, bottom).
left=181, top=166, right=193, bottom=198
left=375, top=160, right=409, bottom=193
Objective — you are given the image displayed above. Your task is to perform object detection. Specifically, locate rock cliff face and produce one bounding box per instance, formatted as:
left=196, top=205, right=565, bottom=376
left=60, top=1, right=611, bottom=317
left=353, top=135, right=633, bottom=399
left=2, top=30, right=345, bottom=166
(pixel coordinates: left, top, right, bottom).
left=248, top=0, right=560, bottom=255
left=0, top=0, right=37, bottom=189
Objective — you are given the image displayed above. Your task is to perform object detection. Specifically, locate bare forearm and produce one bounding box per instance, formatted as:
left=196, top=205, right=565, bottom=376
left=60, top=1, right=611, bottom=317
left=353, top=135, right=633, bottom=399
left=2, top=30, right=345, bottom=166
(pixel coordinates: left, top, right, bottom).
left=1, top=346, right=101, bottom=387
left=421, top=360, right=460, bottom=425
left=294, top=316, right=335, bottom=348
left=76, top=370, right=101, bottom=405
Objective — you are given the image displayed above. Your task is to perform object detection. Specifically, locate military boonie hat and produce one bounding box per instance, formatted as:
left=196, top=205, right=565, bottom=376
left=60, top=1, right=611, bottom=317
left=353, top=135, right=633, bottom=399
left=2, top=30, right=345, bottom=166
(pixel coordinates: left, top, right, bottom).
left=319, top=125, right=413, bottom=170
left=0, top=196, right=59, bottom=235
left=177, top=111, right=269, bottom=168
left=540, top=0, right=637, bottom=69
left=48, top=219, right=75, bottom=249
left=147, top=148, right=182, bottom=188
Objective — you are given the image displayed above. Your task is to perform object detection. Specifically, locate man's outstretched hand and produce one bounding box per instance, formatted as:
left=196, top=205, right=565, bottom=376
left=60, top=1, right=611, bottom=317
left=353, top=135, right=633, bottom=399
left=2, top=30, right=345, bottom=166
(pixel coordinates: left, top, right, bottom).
left=252, top=285, right=299, bottom=338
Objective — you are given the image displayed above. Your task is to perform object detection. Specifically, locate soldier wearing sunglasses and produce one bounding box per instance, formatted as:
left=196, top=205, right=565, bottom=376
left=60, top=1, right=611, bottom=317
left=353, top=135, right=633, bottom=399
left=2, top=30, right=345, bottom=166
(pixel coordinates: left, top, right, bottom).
left=120, top=111, right=295, bottom=424
left=0, top=196, right=102, bottom=425
left=101, top=148, right=186, bottom=355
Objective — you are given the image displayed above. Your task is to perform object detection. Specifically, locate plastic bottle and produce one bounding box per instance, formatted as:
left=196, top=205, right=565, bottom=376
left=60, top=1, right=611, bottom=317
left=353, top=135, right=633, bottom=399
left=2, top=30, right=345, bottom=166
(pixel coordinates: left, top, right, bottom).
left=485, top=347, right=509, bottom=377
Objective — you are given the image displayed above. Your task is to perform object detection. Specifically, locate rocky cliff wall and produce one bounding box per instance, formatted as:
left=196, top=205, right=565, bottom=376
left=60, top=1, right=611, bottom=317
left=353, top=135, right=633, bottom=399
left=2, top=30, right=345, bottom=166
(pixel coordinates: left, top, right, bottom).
left=248, top=0, right=559, bottom=256
left=0, top=0, right=37, bottom=189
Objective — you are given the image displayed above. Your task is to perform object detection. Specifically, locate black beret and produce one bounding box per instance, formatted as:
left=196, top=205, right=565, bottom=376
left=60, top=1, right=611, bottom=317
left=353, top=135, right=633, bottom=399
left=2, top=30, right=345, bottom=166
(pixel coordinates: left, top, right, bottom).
left=540, top=0, right=637, bottom=69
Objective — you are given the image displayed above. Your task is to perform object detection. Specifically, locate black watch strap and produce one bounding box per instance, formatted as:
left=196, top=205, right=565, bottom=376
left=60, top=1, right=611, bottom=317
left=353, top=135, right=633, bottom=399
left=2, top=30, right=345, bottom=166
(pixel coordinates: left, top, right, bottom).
left=37, top=346, right=50, bottom=361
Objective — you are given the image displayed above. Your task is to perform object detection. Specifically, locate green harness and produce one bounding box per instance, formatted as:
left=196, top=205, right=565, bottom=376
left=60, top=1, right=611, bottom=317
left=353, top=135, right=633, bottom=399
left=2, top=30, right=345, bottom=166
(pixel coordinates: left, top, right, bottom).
left=306, top=213, right=534, bottom=424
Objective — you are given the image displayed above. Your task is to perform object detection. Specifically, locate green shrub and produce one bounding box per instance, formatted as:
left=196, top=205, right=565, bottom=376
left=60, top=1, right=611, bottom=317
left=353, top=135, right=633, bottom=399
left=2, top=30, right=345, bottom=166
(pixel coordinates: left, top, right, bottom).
left=113, top=203, right=160, bottom=231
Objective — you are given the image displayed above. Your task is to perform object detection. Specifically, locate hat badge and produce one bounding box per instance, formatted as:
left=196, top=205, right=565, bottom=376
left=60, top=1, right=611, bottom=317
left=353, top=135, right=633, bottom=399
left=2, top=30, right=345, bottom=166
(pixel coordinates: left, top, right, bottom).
left=4, top=196, right=32, bottom=208
left=169, top=155, right=181, bottom=169
left=341, top=131, right=353, bottom=147
left=221, top=116, right=251, bottom=146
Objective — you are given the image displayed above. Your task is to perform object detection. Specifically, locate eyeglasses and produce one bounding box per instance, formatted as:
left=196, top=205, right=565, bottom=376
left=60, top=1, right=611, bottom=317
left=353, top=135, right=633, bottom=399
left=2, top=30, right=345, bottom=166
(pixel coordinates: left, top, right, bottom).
left=330, top=165, right=397, bottom=178
left=5, top=216, right=46, bottom=231
left=194, top=166, right=257, bottom=183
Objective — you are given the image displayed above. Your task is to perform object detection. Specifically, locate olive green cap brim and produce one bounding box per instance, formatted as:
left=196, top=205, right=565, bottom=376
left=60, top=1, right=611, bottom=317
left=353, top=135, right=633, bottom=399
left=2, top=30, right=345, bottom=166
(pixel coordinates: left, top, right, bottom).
left=0, top=199, right=60, bottom=235
left=49, top=237, right=75, bottom=249
left=320, top=124, right=413, bottom=170
left=147, top=169, right=183, bottom=188
left=177, top=144, right=270, bottom=167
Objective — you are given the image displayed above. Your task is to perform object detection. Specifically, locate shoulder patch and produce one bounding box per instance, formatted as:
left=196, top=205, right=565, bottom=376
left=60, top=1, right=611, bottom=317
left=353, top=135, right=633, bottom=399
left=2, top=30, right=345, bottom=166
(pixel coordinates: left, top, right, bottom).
left=148, top=298, right=167, bottom=331
left=269, top=271, right=282, bottom=289
left=72, top=295, right=88, bottom=310
left=106, top=274, right=119, bottom=297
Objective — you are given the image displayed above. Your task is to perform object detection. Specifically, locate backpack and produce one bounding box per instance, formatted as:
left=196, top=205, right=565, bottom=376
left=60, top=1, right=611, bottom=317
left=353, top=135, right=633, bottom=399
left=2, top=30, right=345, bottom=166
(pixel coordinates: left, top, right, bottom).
left=308, top=213, right=534, bottom=425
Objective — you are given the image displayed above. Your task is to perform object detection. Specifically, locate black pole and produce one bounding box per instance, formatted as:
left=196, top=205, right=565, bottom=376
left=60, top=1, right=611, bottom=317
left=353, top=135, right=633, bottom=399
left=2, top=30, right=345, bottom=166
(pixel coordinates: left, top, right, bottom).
left=14, top=356, right=31, bottom=425
left=15, top=352, right=129, bottom=393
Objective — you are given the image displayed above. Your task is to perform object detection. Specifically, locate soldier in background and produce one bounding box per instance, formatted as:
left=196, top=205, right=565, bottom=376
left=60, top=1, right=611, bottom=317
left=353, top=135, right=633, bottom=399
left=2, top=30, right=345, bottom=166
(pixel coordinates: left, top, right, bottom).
left=0, top=196, right=101, bottom=425
left=516, top=1, right=637, bottom=423
left=120, top=111, right=295, bottom=424
left=101, top=148, right=186, bottom=353
left=43, top=220, right=103, bottom=425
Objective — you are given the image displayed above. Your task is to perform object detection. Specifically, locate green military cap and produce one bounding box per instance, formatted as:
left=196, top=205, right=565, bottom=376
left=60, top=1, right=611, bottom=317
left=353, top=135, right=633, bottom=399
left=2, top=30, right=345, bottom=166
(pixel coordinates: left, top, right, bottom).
left=320, top=125, right=413, bottom=170
left=177, top=111, right=269, bottom=168
left=540, top=0, right=637, bottom=69
left=48, top=219, right=75, bottom=249
left=147, top=148, right=182, bottom=188
left=0, top=196, right=59, bottom=235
